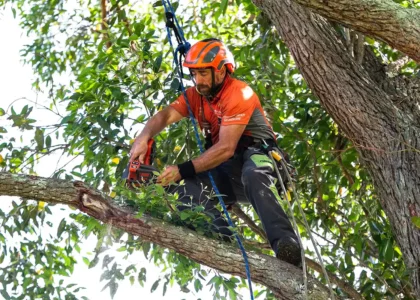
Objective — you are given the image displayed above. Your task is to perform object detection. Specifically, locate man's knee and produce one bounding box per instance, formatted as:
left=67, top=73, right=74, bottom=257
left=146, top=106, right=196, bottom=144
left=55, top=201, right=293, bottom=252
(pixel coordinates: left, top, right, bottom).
left=241, top=165, right=272, bottom=186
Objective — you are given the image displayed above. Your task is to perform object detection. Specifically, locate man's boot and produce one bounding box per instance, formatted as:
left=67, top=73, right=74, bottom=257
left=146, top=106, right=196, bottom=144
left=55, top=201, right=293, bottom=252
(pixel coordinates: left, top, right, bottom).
left=275, top=236, right=302, bottom=268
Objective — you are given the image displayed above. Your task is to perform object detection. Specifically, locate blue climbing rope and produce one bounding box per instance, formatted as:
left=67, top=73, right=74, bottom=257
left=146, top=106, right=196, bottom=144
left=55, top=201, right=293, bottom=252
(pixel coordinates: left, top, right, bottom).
left=161, top=1, right=254, bottom=299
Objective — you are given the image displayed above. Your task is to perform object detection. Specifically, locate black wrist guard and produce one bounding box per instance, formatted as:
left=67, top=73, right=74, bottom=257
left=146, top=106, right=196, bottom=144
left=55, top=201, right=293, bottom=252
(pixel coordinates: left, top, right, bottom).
left=177, top=160, right=196, bottom=179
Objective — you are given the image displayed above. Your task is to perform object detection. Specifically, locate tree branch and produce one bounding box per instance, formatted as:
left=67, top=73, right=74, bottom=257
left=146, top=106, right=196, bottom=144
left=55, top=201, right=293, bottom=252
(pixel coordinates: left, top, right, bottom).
left=290, top=0, right=420, bottom=63
left=230, top=203, right=268, bottom=241
left=305, top=258, right=362, bottom=300
left=0, top=172, right=331, bottom=300
left=101, top=0, right=112, bottom=48
left=233, top=204, right=363, bottom=298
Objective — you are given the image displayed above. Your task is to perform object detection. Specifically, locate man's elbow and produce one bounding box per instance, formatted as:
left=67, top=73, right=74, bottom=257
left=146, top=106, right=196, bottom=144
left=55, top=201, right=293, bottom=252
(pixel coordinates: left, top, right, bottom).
left=221, top=145, right=236, bottom=160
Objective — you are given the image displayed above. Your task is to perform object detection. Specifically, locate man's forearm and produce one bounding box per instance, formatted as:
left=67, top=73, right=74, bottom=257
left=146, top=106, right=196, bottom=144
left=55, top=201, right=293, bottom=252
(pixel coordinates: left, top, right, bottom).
left=137, top=109, right=171, bottom=140
left=191, top=143, right=234, bottom=173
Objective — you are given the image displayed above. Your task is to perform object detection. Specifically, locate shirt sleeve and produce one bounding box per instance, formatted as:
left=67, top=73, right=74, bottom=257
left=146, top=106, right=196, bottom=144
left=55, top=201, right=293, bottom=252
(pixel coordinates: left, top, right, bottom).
left=221, top=85, right=257, bottom=126
left=169, top=88, right=195, bottom=117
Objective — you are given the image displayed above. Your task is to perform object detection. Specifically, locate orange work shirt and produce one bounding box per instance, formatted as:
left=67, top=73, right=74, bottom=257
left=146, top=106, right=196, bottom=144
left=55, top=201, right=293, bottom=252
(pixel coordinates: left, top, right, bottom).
left=170, top=75, right=275, bottom=145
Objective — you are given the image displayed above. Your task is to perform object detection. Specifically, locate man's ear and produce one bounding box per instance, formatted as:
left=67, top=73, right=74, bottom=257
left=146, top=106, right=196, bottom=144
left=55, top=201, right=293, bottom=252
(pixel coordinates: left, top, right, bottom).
left=219, top=65, right=226, bottom=78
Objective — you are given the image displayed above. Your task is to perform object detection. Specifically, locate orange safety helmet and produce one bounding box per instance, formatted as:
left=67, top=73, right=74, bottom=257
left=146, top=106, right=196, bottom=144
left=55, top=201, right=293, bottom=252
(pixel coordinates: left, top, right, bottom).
left=183, top=38, right=235, bottom=73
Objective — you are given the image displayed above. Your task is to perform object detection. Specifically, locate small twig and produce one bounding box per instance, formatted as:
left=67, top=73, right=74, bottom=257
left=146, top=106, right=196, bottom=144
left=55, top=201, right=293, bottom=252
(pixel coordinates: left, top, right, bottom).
left=306, top=257, right=363, bottom=300
left=101, top=0, right=112, bottom=49
left=355, top=32, right=365, bottom=65
left=336, top=155, right=354, bottom=185
left=230, top=203, right=267, bottom=241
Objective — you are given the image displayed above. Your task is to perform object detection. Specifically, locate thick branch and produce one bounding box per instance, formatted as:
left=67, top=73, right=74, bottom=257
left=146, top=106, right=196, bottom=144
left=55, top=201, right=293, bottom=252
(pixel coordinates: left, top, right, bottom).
left=0, top=172, right=331, bottom=300
left=290, top=0, right=420, bottom=63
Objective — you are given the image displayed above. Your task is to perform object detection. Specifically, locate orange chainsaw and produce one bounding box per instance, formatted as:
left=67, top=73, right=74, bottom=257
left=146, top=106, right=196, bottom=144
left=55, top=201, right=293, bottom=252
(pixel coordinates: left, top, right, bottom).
left=123, top=139, right=158, bottom=188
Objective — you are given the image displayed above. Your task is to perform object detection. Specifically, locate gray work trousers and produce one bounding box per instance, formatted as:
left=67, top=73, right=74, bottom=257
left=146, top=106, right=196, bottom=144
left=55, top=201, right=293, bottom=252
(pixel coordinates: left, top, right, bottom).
left=170, top=147, right=298, bottom=251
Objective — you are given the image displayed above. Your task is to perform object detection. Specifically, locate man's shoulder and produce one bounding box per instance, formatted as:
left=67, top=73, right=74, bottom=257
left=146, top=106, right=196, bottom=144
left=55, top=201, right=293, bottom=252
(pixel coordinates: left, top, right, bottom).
left=225, top=77, right=257, bottom=101
left=228, top=77, right=250, bottom=89
left=183, top=86, right=201, bottom=101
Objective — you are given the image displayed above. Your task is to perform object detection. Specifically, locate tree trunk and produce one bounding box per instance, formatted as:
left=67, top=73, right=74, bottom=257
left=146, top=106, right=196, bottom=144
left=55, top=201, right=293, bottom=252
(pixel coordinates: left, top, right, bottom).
left=0, top=172, right=332, bottom=300
left=290, top=0, right=420, bottom=63
left=252, top=0, right=420, bottom=297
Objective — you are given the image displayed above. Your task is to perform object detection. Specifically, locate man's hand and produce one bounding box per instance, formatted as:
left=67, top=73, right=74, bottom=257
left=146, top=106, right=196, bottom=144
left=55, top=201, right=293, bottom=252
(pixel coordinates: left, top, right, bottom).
left=129, top=107, right=185, bottom=163
left=157, top=165, right=181, bottom=186
left=129, top=137, right=149, bottom=163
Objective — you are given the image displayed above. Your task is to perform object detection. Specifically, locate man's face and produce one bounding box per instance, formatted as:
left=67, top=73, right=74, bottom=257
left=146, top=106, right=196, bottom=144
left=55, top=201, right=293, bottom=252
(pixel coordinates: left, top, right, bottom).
left=190, top=67, right=225, bottom=96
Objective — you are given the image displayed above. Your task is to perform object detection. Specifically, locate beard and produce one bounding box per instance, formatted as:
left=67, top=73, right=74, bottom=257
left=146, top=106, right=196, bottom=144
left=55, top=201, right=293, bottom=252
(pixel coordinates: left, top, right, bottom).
left=196, top=84, right=211, bottom=96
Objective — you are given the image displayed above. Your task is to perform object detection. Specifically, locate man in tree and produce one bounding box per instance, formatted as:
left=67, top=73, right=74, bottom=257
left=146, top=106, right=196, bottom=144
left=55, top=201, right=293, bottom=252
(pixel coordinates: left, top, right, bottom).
left=129, top=38, right=301, bottom=267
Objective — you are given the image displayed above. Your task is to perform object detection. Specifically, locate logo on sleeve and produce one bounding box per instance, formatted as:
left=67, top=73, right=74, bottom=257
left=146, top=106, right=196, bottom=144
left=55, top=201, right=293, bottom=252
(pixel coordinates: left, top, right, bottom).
left=223, top=113, right=245, bottom=122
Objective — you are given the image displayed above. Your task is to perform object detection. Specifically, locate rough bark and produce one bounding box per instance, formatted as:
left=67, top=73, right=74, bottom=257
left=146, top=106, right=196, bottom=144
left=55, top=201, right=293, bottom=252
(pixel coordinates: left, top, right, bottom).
left=0, top=172, right=332, bottom=300
left=289, top=0, right=420, bottom=63
left=252, top=0, right=420, bottom=298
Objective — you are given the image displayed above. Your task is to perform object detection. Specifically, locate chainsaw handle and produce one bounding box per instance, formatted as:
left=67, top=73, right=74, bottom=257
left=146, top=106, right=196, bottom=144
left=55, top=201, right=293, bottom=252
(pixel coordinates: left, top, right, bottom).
left=125, top=139, right=157, bottom=189
left=130, top=137, right=154, bottom=164
left=144, top=139, right=155, bottom=165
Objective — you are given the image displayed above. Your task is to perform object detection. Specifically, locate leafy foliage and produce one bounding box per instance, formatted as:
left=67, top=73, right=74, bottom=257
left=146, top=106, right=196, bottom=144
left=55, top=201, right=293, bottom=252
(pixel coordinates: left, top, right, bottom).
left=0, top=0, right=418, bottom=299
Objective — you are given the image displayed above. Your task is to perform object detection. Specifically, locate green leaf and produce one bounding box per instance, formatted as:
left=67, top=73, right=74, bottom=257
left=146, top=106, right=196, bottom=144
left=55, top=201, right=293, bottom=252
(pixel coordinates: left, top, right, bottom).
left=103, top=255, right=114, bottom=269
left=180, top=211, right=190, bottom=221
left=116, top=246, right=127, bottom=252
left=83, top=257, right=90, bottom=266
left=57, top=219, right=66, bottom=238
left=97, top=116, right=111, bottom=132
left=180, top=285, right=190, bottom=293
left=150, top=279, right=160, bottom=293
left=383, top=239, right=394, bottom=263
left=89, top=256, right=100, bottom=269
left=411, top=216, right=420, bottom=229
left=138, top=268, right=147, bottom=286
left=46, top=135, right=52, bottom=150
left=170, top=78, right=180, bottom=90
left=229, top=288, right=237, bottom=300
left=379, top=238, right=393, bottom=263
left=153, top=54, right=163, bottom=73
left=0, top=108, right=5, bottom=116
left=220, top=0, right=228, bottom=15
left=142, top=242, right=151, bottom=259
left=1, top=289, right=10, bottom=299
left=35, top=128, right=44, bottom=150
left=21, top=105, right=29, bottom=115
left=345, top=253, right=353, bottom=268
left=100, top=271, right=111, bottom=282
left=129, top=34, right=139, bottom=41
left=163, top=279, right=168, bottom=296
left=194, top=279, right=203, bottom=292
left=110, top=281, right=118, bottom=299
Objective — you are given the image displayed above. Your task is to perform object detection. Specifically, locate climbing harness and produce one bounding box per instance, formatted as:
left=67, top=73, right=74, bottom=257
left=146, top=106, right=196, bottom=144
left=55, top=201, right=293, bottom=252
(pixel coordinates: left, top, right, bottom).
left=161, top=1, right=255, bottom=299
